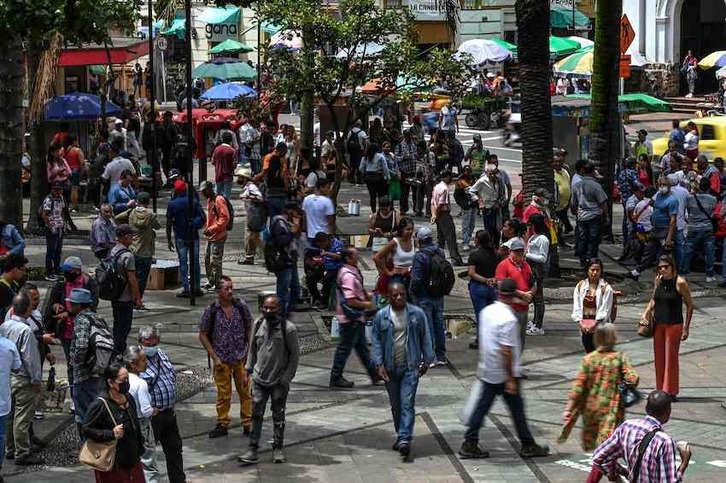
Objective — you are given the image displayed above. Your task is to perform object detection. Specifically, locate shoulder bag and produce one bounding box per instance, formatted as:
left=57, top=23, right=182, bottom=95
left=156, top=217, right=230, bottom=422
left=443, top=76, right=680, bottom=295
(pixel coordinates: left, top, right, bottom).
left=617, top=353, right=642, bottom=408
left=631, top=428, right=661, bottom=482
left=693, top=194, right=720, bottom=233
left=637, top=283, right=658, bottom=338
left=78, top=397, right=118, bottom=472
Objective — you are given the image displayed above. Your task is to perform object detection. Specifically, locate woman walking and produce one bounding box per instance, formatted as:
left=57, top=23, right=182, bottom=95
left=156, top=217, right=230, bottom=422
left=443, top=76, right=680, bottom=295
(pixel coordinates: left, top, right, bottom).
left=367, top=197, right=398, bottom=253
left=373, top=217, right=415, bottom=293
left=64, top=135, right=86, bottom=211
left=466, top=230, right=498, bottom=349
left=526, top=214, right=550, bottom=336
left=641, top=255, right=694, bottom=401
left=359, top=143, right=390, bottom=213
left=572, top=259, right=615, bottom=353
left=83, top=362, right=144, bottom=482
left=560, top=324, right=639, bottom=451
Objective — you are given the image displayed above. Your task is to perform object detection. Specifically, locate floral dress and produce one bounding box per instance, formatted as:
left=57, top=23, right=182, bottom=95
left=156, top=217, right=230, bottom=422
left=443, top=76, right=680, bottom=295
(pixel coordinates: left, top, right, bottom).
left=562, top=350, right=639, bottom=451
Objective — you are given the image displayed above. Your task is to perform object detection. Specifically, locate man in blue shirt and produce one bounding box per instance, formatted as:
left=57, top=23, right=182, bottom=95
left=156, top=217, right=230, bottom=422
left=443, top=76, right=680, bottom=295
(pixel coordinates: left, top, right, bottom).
left=165, top=180, right=206, bottom=297
left=629, top=177, right=678, bottom=280
left=668, top=120, right=685, bottom=155
left=107, top=170, right=137, bottom=215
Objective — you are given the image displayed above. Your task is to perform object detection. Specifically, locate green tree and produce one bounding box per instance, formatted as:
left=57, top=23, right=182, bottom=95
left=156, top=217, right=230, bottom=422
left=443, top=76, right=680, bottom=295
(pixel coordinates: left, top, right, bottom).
left=0, top=0, right=138, bottom=229
left=588, top=0, right=622, bottom=236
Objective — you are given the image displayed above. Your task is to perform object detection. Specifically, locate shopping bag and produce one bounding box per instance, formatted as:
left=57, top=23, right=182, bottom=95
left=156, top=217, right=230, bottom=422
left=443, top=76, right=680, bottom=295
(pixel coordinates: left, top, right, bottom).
left=459, top=379, right=483, bottom=426
left=388, top=178, right=401, bottom=201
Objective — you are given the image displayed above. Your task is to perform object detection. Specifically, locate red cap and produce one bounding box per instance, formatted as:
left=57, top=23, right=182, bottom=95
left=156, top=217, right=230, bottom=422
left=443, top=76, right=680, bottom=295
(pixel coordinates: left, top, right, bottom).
left=173, top=179, right=188, bottom=194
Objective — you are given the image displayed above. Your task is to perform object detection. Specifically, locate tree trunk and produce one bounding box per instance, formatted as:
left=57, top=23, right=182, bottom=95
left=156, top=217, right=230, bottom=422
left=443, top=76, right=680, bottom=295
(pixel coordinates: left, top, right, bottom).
left=588, top=0, right=622, bottom=239
left=26, top=49, right=47, bottom=234
left=515, top=0, right=553, bottom=198
left=298, top=25, right=316, bottom=155
left=0, top=41, right=25, bottom=228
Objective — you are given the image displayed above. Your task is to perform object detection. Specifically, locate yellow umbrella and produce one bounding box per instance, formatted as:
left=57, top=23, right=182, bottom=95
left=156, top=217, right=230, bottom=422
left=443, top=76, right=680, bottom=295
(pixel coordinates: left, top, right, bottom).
left=698, top=51, right=726, bottom=69
left=554, top=47, right=594, bottom=76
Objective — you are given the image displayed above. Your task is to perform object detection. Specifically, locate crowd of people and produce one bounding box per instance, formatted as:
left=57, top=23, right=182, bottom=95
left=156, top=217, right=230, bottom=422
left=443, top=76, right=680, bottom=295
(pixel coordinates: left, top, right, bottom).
left=0, top=102, right=716, bottom=482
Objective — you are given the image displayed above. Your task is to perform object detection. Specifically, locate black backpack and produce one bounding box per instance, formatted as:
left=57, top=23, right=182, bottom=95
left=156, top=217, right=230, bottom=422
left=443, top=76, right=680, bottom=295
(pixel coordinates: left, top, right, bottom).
left=425, top=249, right=455, bottom=297
left=83, top=313, right=120, bottom=377
left=346, top=130, right=362, bottom=155
left=264, top=216, right=291, bottom=273
left=96, top=248, right=130, bottom=301
left=212, top=195, right=235, bottom=231
left=453, top=185, right=475, bottom=209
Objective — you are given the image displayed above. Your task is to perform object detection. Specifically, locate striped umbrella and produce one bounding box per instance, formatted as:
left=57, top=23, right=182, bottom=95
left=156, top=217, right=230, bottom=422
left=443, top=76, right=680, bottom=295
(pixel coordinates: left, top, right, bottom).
left=554, top=46, right=595, bottom=76
left=549, top=36, right=581, bottom=57
left=698, top=51, right=726, bottom=69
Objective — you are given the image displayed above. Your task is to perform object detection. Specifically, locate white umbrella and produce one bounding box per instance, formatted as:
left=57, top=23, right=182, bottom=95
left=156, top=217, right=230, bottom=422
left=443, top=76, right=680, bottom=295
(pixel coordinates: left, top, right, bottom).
left=336, top=42, right=385, bottom=60
left=269, top=30, right=302, bottom=50
left=716, top=66, right=726, bottom=79
left=455, top=39, right=513, bottom=66
left=566, top=36, right=594, bottom=49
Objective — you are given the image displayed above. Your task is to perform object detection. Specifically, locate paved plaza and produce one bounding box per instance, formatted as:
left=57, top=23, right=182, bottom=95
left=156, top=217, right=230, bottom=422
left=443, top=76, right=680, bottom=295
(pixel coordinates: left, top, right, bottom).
left=4, top=180, right=726, bottom=483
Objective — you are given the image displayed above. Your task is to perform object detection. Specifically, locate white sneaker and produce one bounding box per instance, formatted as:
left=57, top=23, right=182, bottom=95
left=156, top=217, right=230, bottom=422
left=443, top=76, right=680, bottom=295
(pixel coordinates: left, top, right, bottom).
left=706, top=276, right=716, bottom=283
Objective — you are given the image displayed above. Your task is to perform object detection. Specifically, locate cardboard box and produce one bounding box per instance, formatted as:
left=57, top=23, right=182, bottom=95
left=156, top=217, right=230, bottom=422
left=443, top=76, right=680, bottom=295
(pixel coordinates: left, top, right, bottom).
left=146, top=263, right=180, bottom=290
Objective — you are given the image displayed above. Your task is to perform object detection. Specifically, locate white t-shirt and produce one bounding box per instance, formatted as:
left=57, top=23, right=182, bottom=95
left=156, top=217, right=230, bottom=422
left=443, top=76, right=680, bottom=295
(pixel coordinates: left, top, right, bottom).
left=240, top=182, right=263, bottom=215
left=440, top=105, right=457, bottom=131
left=391, top=307, right=408, bottom=368
left=128, top=372, right=154, bottom=419
left=102, top=157, right=136, bottom=185
left=477, top=301, right=521, bottom=384
left=302, top=193, right=335, bottom=238
left=633, top=198, right=653, bottom=232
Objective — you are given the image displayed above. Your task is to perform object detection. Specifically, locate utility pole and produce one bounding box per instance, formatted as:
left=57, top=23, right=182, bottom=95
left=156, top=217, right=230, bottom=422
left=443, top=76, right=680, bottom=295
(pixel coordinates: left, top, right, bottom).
left=148, top=0, right=157, bottom=212
left=185, top=0, right=196, bottom=306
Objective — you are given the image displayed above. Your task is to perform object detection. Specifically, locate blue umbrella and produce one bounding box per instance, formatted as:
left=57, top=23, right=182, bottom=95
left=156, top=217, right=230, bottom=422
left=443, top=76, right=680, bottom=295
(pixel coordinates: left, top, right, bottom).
left=199, top=82, right=257, bottom=101
left=44, top=93, right=121, bottom=120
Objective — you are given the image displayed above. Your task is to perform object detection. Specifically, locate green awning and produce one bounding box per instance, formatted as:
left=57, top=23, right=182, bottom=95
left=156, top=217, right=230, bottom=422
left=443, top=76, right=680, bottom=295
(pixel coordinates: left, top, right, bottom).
left=197, top=6, right=240, bottom=25
left=551, top=5, right=590, bottom=29
left=565, top=93, right=670, bottom=112
left=161, top=18, right=186, bottom=39
left=550, top=36, right=581, bottom=57
left=89, top=65, right=106, bottom=75
left=261, top=21, right=283, bottom=35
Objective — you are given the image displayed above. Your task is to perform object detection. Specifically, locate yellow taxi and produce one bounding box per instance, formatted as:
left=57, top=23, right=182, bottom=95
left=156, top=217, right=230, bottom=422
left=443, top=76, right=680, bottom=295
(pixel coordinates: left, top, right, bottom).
left=651, top=117, right=726, bottom=161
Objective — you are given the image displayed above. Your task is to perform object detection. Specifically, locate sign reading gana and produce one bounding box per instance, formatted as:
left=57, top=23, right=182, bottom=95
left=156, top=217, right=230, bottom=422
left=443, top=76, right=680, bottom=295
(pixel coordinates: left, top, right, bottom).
left=205, top=22, right=238, bottom=42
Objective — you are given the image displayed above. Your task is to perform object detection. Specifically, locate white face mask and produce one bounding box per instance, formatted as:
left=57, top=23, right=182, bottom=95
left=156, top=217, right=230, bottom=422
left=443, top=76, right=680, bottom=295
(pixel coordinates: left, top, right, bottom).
left=659, top=186, right=670, bottom=195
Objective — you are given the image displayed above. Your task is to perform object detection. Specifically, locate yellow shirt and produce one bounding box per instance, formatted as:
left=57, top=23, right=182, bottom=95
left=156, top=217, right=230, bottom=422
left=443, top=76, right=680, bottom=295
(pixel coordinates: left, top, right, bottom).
left=554, top=168, right=571, bottom=211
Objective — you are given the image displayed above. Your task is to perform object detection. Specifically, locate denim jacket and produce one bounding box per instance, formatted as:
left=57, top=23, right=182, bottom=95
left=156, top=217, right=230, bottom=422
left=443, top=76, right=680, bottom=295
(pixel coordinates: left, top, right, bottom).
left=1, top=224, right=25, bottom=256
left=371, top=303, right=434, bottom=372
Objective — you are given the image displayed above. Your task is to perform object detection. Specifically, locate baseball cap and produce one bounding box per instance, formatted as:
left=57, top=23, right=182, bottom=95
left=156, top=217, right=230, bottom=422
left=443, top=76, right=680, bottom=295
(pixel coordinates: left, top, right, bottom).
left=114, top=119, right=123, bottom=125
left=503, top=237, right=525, bottom=251
left=416, top=227, right=433, bottom=241
left=60, top=256, right=82, bottom=271
left=498, top=278, right=518, bottom=296
left=173, top=179, right=187, bottom=194
left=234, top=166, right=252, bottom=179
left=168, top=168, right=181, bottom=181
left=637, top=129, right=648, bottom=136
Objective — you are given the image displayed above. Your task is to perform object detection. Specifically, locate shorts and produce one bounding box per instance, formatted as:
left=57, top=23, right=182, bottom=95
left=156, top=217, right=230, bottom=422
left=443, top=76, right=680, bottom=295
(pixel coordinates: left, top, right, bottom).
left=70, top=169, right=83, bottom=186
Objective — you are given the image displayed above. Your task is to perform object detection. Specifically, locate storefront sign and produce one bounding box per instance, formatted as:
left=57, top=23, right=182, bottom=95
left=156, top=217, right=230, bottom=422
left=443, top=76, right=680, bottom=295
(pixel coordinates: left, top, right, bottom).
left=205, top=21, right=238, bottom=41
left=550, top=0, right=575, bottom=8
left=405, top=0, right=446, bottom=22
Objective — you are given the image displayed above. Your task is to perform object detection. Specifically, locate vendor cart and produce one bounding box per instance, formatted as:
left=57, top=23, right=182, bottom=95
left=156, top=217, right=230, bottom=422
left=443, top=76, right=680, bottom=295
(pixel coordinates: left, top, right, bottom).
left=461, top=94, right=510, bottom=130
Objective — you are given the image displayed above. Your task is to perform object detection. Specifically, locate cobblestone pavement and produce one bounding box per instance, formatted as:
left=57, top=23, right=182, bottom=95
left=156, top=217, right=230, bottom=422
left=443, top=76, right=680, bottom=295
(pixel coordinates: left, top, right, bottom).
left=6, top=181, right=726, bottom=482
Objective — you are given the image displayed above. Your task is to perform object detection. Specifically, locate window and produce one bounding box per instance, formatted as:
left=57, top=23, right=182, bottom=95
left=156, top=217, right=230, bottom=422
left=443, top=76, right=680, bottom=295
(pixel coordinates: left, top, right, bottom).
left=461, top=0, right=479, bottom=9
left=701, top=124, right=716, bottom=141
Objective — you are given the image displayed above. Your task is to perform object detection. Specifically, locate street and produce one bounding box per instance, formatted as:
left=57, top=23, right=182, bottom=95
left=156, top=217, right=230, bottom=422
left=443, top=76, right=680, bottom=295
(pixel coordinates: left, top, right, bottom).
left=5, top=177, right=726, bottom=483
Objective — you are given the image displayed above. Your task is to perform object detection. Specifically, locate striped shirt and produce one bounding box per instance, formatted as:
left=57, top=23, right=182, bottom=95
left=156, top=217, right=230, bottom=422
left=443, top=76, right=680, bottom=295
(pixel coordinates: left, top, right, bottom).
left=591, top=416, right=682, bottom=483
left=140, top=349, right=177, bottom=410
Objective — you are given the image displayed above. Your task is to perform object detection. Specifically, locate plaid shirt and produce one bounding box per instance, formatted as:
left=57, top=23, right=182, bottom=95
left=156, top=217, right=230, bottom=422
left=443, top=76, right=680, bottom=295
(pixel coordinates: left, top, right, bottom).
left=140, top=349, right=177, bottom=410
left=70, top=309, right=108, bottom=384
left=592, top=416, right=682, bottom=483
left=395, top=141, right=418, bottom=174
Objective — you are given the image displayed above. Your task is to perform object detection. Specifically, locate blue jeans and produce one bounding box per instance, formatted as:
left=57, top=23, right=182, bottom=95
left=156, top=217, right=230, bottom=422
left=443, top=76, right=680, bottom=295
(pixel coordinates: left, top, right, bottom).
left=464, top=380, right=535, bottom=446
left=469, top=282, right=496, bottom=339
left=461, top=207, right=477, bottom=246
left=419, top=296, right=445, bottom=361
left=72, top=377, right=105, bottom=426
left=136, top=256, right=153, bottom=298
left=683, top=228, right=715, bottom=276
left=576, top=216, right=602, bottom=263
left=330, top=321, right=377, bottom=383
left=176, top=237, right=201, bottom=292
left=385, top=366, right=420, bottom=443
left=0, top=413, right=7, bottom=467
left=276, top=263, right=300, bottom=317
left=267, top=195, right=287, bottom=217
left=673, top=229, right=687, bottom=274
left=45, top=229, right=64, bottom=275
left=216, top=181, right=232, bottom=200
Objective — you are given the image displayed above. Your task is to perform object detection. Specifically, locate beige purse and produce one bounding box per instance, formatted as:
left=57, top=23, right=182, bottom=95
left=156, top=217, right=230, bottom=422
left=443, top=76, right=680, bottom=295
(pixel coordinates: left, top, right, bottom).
left=78, top=397, right=118, bottom=472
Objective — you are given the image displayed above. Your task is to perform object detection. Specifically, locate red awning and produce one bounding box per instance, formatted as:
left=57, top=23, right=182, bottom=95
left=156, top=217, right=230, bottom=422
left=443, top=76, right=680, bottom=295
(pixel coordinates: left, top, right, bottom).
left=59, top=40, right=150, bottom=67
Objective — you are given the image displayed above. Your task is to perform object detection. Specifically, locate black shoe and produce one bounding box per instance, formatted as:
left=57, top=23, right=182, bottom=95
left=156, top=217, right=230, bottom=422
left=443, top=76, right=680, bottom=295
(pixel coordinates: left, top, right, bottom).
left=237, top=448, right=259, bottom=465
left=238, top=259, right=255, bottom=265
left=176, top=291, right=190, bottom=298
left=468, top=340, right=478, bottom=350
left=14, top=454, right=44, bottom=466
left=194, top=289, right=205, bottom=297
left=329, top=378, right=355, bottom=389
left=243, top=426, right=251, bottom=437
left=520, top=442, right=549, bottom=458
left=30, top=436, right=46, bottom=448
left=30, top=445, right=43, bottom=454
left=209, top=425, right=229, bottom=439
left=5, top=450, right=14, bottom=460
left=392, top=440, right=401, bottom=451
left=398, top=441, right=411, bottom=458
left=458, top=441, right=489, bottom=459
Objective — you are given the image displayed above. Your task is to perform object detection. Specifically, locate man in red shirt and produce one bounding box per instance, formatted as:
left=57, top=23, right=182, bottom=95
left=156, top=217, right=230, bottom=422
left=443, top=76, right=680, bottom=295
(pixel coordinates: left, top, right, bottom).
left=494, top=237, right=535, bottom=353
left=199, top=181, right=230, bottom=291
left=211, top=131, right=238, bottom=200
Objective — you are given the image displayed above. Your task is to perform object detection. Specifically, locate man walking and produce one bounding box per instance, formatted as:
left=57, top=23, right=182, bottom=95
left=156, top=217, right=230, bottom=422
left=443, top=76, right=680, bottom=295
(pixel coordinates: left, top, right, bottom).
left=211, top=132, right=237, bottom=200
left=199, top=181, right=230, bottom=291
left=329, top=247, right=379, bottom=389
left=458, top=278, right=549, bottom=460
left=128, top=192, right=160, bottom=304
left=371, top=283, right=434, bottom=460
left=236, top=166, right=266, bottom=265
left=301, top=177, right=336, bottom=241
left=410, top=227, right=449, bottom=366
left=1, top=293, right=43, bottom=465
left=571, top=162, right=609, bottom=267
left=238, top=295, right=299, bottom=466
left=138, top=326, right=186, bottom=483
left=166, top=179, right=206, bottom=298
left=431, top=170, right=464, bottom=265
left=590, top=390, right=691, bottom=482
left=109, top=224, right=141, bottom=352
left=199, top=276, right=253, bottom=438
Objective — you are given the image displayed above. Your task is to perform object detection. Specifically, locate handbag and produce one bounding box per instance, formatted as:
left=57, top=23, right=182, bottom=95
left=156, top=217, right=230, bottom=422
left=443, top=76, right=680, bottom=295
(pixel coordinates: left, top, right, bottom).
left=579, top=318, right=597, bottom=334
left=78, top=397, right=118, bottom=472
left=637, top=314, right=654, bottom=337
left=618, top=354, right=642, bottom=408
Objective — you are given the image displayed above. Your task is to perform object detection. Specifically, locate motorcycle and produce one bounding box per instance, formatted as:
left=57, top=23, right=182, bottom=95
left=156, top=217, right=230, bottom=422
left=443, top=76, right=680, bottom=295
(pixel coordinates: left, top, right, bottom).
left=502, top=112, right=521, bottom=147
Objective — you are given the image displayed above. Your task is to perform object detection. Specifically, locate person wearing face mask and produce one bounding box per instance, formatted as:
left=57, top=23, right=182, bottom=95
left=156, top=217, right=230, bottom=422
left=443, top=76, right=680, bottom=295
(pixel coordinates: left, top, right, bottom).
left=124, top=345, right=159, bottom=483
left=238, top=295, right=300, bottom=466
left=82, top=361, right=144, bottom=481
left=137, top=326, right=186, bottom=483
left=629, top=177, right=678, bottom=281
